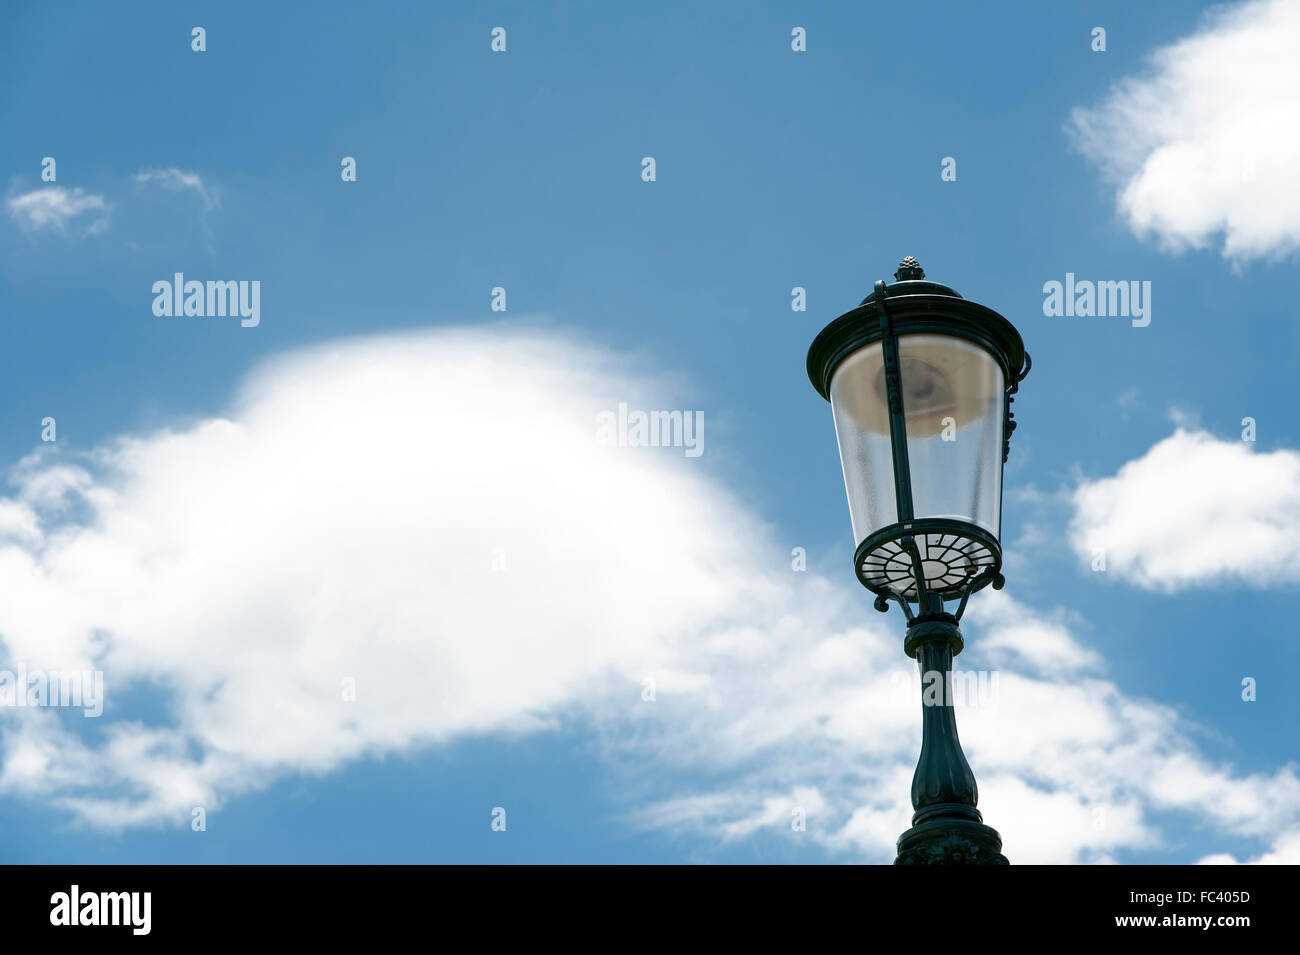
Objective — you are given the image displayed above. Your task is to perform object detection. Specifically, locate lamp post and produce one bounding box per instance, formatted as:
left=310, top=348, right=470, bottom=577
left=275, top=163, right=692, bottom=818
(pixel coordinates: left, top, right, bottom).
left=806, top=257, right=1030, bottom=865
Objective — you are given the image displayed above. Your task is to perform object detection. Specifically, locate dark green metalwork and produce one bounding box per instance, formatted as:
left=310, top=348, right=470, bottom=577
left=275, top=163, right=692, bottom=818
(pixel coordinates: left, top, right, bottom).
left=894, top=611, right=1007, bottom=865
left=892, top=255, right=926, bottom=281
left=807, top=257, right=1027, bottom=866
left=806, top=284, right=1027, bottom=403
left=952, top=567, right=1004, bottom=622
left=854, top=517, right=1002, bottom=602
left=1003, top=352, right=1032, bottom=464
left=875, top=280, right=915, bottom=523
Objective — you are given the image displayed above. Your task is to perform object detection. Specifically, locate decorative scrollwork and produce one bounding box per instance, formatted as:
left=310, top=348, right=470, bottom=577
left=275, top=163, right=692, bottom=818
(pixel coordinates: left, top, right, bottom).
left=873, top=588, right=915, bottom=623
left=1003, top=352, right=1031, bottom=463
left=953, top=569, right=1005, bottom=622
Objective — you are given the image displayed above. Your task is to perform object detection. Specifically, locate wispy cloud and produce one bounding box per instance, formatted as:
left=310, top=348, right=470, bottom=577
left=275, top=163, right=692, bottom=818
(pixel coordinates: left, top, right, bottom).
left=6, top=168, right=216, bottom=242
left=133, top=168, right=218, bottom=212
left=5, top=186, right=110, bottom=236
left=1068, top=0, right=1300, bottom=263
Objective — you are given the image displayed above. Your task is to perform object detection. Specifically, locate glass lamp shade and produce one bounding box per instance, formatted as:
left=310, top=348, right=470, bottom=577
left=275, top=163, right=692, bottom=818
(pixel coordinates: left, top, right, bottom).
left=830, top=334, right=1005, bottom=541
left=828, top=335, right=1007, bottom=600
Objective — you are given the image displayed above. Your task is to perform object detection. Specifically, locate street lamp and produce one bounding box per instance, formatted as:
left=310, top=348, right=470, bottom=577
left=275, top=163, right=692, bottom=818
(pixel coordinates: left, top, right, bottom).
left=806, top=256, right=1030, bottom=865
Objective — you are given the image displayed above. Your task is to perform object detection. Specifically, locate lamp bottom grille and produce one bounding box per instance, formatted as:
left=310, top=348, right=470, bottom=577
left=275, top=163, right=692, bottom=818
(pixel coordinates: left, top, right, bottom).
left=855, top=520, right=1000, bottom=602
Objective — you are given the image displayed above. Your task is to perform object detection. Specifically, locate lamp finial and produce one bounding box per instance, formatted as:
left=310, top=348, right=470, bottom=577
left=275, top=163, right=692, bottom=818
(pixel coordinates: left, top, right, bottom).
left=894, top=256, right=925, bottom=281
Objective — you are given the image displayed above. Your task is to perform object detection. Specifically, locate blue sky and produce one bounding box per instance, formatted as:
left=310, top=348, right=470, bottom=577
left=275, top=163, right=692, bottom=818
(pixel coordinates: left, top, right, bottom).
left=1, top=0, right=1298, bottom=863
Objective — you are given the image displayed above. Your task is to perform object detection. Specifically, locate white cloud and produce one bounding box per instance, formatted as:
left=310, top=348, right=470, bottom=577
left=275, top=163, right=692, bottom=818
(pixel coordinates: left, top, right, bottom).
left=964, top=590, right=1103, bottom=674
left=1199, top=831, right=1300, bottom=864
left=0, top=327, right=771, bottom=826
left=0, top=328, right=1296, bottom=863
left=133, top=168, right=217, bottom=211
left=1068, top=0, right=1300, bottom=262
left=634, top=586, right=1300, bottom=864
left=1069, top=428, right=1300, bottom=591
left=5, top=170, right=216, bottom=245
left=6, top=186, right=110, bottom=235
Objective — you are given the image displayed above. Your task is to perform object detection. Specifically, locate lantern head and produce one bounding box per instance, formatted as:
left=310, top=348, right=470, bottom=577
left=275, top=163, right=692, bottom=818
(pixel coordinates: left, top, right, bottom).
left=807, top=257, right=1029, bottom=612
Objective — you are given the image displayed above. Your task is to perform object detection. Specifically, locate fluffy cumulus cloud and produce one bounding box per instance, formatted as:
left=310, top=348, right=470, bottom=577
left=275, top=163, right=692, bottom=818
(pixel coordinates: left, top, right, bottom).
left=5, top=186, right=110, bottom=235
left=1068, top=0, right=1300, bottom=262
left=0, top=328, right=777, bottom=826
left=0, top=327, right=1296, bottom=862
left=1069, top=428, right=1300, bottom=591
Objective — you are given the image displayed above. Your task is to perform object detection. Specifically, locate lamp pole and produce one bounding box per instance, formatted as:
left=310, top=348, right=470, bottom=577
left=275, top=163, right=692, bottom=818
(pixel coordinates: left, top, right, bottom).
left=894, top=595, right=1006, bottom=864
left=806, top=257, right=1029, bottom=865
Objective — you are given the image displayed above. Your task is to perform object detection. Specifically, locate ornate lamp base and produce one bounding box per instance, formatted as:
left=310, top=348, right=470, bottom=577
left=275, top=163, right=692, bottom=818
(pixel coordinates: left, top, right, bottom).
left=895, top=803, right=1008, bottom=865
